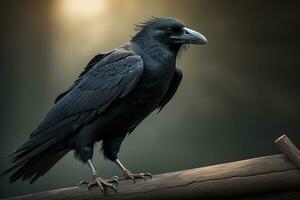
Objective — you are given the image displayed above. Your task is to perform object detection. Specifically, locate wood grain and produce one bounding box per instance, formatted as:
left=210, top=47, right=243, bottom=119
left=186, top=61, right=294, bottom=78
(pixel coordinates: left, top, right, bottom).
left=2, top=154, right=300, bottom=200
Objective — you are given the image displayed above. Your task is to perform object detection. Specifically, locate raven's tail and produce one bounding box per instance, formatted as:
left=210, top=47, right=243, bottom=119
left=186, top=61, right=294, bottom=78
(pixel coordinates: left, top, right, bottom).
left=1, top=149, right=69, bottom=183
left=1, top=110, right=86, bottom=183
left=0, top=115, right=78, bottom=183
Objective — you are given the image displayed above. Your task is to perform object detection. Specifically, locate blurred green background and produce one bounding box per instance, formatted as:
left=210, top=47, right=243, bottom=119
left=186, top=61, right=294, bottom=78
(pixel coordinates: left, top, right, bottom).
left=1, top=0, right=300, bottom=198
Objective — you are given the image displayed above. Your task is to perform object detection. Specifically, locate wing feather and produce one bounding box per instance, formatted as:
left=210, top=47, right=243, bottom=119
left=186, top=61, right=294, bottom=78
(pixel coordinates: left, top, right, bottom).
left=38, top=51, right=143, bottom=132
left=18, top=50, right=143, bottom=159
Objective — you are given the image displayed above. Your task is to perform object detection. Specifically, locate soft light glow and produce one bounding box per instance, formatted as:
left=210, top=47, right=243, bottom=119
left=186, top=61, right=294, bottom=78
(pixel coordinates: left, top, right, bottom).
left=50, top=0, right=112, bottom=80
left=61, top=0, right=107, bottom=19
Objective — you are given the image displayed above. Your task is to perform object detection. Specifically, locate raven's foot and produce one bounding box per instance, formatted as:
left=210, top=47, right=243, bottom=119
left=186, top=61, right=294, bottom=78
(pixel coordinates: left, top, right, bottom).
left=80, top=174, right=118, bottom=193
left=121, top=169, right=152, bottom=183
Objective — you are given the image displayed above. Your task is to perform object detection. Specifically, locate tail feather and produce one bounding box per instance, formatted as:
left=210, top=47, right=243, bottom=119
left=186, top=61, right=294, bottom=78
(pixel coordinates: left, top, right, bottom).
left=1, top=115, right=78, bottom=183
left=8, top=150, right=69, bottom=183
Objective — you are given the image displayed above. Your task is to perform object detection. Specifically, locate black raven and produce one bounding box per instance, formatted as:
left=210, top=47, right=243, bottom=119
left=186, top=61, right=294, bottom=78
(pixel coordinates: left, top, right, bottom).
left=2, top=17, right=207, bottom=192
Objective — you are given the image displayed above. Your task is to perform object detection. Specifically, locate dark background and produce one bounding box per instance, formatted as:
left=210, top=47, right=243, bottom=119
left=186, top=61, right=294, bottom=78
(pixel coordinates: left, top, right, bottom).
left=0, top=0, right=300, bottom=198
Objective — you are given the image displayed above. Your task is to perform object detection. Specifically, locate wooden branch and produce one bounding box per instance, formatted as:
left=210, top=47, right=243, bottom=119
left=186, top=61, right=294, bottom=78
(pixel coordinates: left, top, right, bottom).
left=275, top=134, right=300, bottom=169
left=2, top=135, right=300, bottom=200
left=3, top=154, right=300, bottom=200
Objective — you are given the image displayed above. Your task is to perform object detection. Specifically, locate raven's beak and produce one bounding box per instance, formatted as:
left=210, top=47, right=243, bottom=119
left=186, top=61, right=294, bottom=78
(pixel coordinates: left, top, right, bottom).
left=171, top=27, right=208, bottom=45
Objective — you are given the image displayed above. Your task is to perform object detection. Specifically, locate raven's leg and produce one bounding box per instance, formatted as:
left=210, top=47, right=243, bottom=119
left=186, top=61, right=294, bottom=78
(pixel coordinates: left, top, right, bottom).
left=114, top=158, right=152, bottom=183
left=102, top=135, right=152, bottom=183
left=77, top=146, right=118, bottom=193
left=80, top=159, right=118, bottom=193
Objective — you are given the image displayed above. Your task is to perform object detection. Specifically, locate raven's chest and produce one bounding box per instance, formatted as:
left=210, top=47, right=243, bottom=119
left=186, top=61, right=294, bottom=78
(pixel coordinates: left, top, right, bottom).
left=124, top=42, right=176, bottom=105
left=130, top=61, right=175, bottom=105
left=96, top=63, right=175, bottom=134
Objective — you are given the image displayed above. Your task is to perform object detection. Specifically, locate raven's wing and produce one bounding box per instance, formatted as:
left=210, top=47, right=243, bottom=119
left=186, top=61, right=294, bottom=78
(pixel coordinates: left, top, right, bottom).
left=37, top=50, right=143, bottom=133
left=54, top=51, right=114, bottom=103
left=157, top=67, right=182, bottom=112
left=7, top=50, right=143, bottom=179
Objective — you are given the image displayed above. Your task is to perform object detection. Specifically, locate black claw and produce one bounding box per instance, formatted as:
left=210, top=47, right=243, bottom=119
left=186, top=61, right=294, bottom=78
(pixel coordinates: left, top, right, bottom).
left=110, top=179, right=119, bottom=186
left=145, top=173, right=152, bottom=179
left=114, top=184, right=118, bottom=193
left=102, top=184, right=118, bottom=195
left=79, top=181, right=88, bottom=185
left=130, top=176, right=136, bottom=183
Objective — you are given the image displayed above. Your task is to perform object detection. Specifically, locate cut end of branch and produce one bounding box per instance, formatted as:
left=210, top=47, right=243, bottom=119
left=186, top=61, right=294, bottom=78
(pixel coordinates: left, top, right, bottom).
left=274, top=134, right=287, bottom=144
left=275, top=134, right=300, bottom=169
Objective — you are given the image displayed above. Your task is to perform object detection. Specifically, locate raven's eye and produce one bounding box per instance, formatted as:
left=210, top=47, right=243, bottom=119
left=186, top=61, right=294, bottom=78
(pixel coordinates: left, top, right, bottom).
left=167, top=27, right=183, bottom=34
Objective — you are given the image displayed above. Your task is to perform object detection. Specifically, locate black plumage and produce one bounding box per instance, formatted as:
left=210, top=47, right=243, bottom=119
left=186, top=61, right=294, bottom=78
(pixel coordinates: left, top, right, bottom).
left=2, top=17, right=207, bottom=185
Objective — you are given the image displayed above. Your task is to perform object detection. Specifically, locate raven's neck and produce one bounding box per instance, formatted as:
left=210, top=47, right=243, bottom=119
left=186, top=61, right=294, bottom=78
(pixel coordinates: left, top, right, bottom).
left=131, top=37, right=179, bottom=64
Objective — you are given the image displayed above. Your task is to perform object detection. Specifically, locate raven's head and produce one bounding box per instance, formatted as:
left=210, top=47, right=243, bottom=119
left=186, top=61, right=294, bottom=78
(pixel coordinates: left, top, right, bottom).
left=132, top=17, right=207, bottom=55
